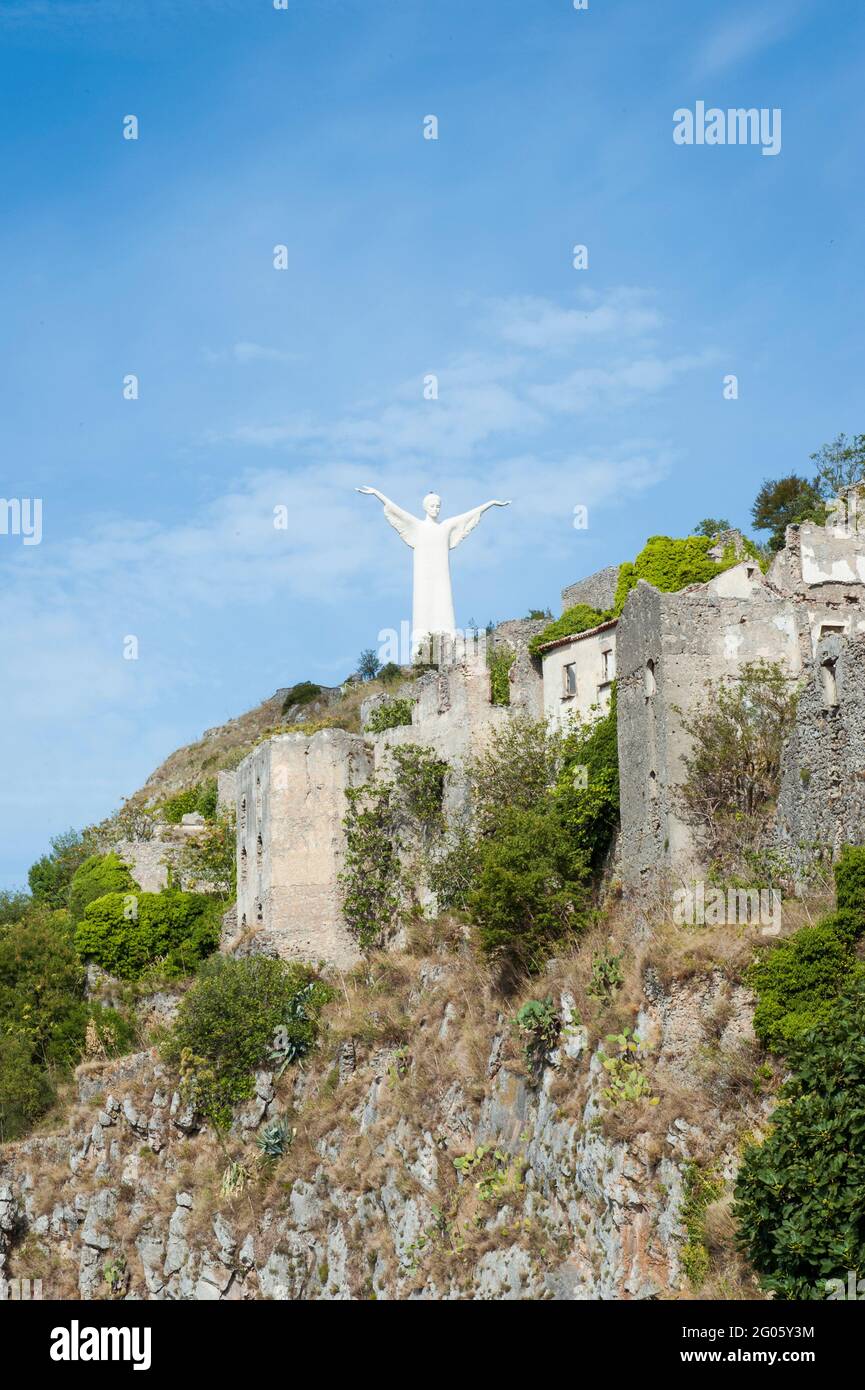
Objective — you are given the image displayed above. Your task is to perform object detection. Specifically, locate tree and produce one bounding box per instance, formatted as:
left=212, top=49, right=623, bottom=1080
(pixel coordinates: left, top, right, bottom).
left=751, top=474, right=824, bottom=551
left=0, top=890, right=31, bottom=925
left=468, top=803, right=590, bottom=970
left=810, top=432, right=865, bottom=498
left=357, top=648, right=381, bottom=681
left=693, top=518, right=731, bottom=538
left=28, top=827, right=96, bottom=910
left=734, top=977, right=865, bottom=1298
left=676, top=661, right=799, bottom=870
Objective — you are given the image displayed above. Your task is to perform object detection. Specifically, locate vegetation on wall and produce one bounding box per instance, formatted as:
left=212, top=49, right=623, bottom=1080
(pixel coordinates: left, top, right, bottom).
left=340, top=745, right=448, bottom=949
left=614, top=535, right=740, bottom=613
left=176, top=811, right=237, bottom=900
left=528, top=604, right=613, bottom=656
left=674, top=661, right=799, bottom=873
left=487, top=642, right=516, bottom=705
left=555, top=688, right=621, bottom=871
left=365, top=698, right=415, bottom=734
left=158, top=780, right=219, bottom=825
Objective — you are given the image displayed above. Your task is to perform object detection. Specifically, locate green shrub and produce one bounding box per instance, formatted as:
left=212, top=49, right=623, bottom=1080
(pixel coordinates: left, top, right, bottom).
left=379, top=662, right=402, bottom=685
left=749, top=922, right=861, bottom=1054
left=159, top=781, right=218, bottom=824
left=528, top=604, right=613, bottom=656
left=614, top=535, right=739, bottom=613
left=0, top=890, right=31, bottom=925
left=75, top=890, right=222, bottom=980
left=748, top=843, right=865, bottom=1055
left=468, top=804, right=590, bottom=970
left=281, top=681, right=322, bottom=714
left=675, top=661, right=799, bottom=872
left=488, top=643, right=516, bottom=705
left=0, top=909, right=86, bottom=1064
left=0, top=1035, right=55, bottom=1142
left=176, top=813, right=237, bottom=900
left=159, top=956, right=331, bottom=1129
left=555, top=687, right=620, bottom=869
left=734, top=977, right=865, bottom=1298
left=68, top=852, right=137, bottom=925
left=28, top=828, right=97, bottom=910
left=467, top=717, right=563, bottom=838
left=341, top=782, right=404, bottom=949
left=833, top=845, right=865, bottom=923
left=365, top=698, right=415, bottom=734
left=0, top=908, right=135, bottom=1138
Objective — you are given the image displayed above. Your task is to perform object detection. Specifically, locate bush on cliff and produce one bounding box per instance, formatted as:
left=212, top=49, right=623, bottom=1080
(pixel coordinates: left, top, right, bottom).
left=68, top=852, right=138, bottom=925
left=734, top=977, right=865, bottom=1298
left=0, top=906, right=134, bottom=1139
left=749, top=922, right=862, bottom=1055
left=159, top=780, right=219, bottom=824
left=159, top=955, right=331, bottom=1129
left=468, top=803, right=591, bottom=971
left=75, top=890, right=222, bottom=980
left=748, top=846, right=865, bottom=1055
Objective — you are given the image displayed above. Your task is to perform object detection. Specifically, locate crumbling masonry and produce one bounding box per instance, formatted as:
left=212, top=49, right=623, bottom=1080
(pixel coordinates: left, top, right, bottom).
left=234, top=490, right=865, bottom=963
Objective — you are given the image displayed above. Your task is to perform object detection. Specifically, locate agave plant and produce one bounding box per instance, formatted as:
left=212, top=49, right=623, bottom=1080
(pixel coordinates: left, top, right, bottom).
left=256, top=1114, right=295, bottom=1161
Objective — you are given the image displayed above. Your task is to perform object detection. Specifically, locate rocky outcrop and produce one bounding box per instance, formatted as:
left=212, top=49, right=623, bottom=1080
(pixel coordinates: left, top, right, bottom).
left=0, top=947, right=768, bottom=1302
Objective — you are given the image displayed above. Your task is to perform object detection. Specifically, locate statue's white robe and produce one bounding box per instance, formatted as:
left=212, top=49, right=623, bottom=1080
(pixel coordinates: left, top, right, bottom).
left=382, top=500, right=487, bottom=645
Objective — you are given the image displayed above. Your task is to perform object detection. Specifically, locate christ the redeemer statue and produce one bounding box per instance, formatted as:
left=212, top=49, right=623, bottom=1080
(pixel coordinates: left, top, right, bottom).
left=356, top=487, right=511, bottom=648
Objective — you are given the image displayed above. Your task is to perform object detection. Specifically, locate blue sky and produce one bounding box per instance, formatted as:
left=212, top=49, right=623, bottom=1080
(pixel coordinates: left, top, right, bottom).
left=1, top=0, right=863, bottom=888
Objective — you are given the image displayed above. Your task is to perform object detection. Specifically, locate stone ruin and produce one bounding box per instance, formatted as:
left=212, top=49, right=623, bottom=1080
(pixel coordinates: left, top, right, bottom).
left=231, top=489, right=865, bottom=965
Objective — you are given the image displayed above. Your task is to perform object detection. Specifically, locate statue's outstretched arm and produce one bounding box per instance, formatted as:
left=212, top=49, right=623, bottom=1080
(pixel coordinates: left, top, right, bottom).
left=356, top=486, right=419, bottom=548
left=446, top=499, right=511, bottom=550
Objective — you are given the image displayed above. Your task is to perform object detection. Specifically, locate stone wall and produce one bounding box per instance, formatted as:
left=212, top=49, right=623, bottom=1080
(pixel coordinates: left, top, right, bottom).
left=217, top=769, right=237, bottom=816
left=234, top=730, right=372, bottom=968
left=362, top=657, right=514, bottom=827
left=561, top=565, right=620, bottom=615
left=616, top=568, right=802, bottom=887
left=775, top=633, right=865, bottom=867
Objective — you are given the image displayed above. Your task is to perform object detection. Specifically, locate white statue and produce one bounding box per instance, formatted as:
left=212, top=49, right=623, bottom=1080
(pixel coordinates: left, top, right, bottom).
left=356, top=487, right=511, bottom=648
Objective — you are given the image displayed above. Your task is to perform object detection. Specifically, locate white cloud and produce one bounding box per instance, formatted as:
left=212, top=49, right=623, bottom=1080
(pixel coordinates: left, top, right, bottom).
left=492, top=288, right=663, bottom=351
left=692, top=4, right=807, bottom=78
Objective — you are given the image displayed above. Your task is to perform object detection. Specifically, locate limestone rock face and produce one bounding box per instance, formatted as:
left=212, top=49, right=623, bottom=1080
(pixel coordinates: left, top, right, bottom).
left=0, top=956, right=770, bottom=1302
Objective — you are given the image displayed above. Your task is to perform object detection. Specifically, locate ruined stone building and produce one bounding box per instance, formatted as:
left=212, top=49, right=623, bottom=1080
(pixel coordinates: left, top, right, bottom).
left=232, top=490, right=865, bottom=964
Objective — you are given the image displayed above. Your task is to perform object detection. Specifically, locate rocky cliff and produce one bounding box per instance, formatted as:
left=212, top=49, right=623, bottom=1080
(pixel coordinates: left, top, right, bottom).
left=0, top=909, right=775, bottom=1301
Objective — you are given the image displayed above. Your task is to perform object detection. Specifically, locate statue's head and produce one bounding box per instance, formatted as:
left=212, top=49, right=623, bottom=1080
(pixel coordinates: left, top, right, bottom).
left=423, top=492, right=442, bottom=519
